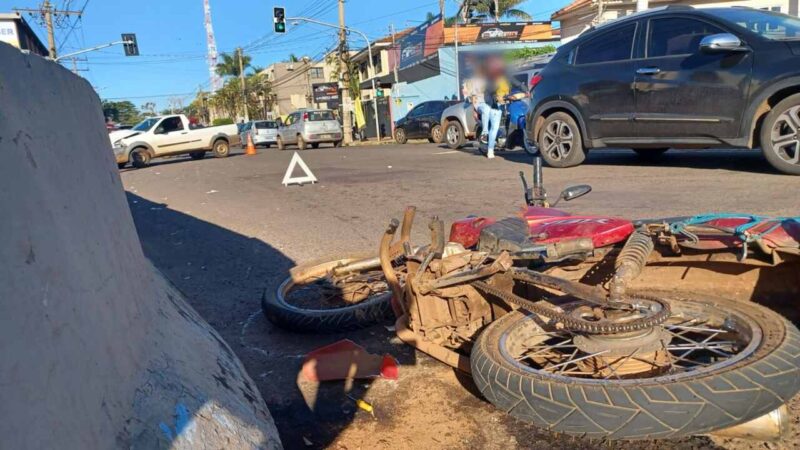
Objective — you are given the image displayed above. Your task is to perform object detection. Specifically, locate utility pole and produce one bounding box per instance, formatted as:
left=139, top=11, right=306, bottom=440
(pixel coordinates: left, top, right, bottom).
left=238, top=47, right=249, bottom=122
left=14, top=0, right=83, bottom=59
left=338, top=0, right=353, bottom=145
left=389, top=24, right=399, bottom=88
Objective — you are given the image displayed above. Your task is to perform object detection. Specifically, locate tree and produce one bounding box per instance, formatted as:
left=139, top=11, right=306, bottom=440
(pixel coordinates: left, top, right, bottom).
left=216, top=50, right=252, bottom=77
left=466, top=0, right=532, bottom=22
left=325, top=52, right=359, bottom=101
left=141, top=102, right=157, bottom=116
left=285, top=53, right=300, bottom=63
left=101, top=100, right=142, bottom=124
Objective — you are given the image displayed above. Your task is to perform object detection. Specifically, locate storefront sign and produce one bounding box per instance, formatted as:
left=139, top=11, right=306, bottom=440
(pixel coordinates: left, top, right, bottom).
left=312, top=82, right=340, bottom=108
left=398, top=15, right=443, bottom=70
left=0, top=21, right=19, bottom=48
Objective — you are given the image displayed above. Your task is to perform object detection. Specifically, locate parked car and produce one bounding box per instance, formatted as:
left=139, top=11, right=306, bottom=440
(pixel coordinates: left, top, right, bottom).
left=527, top=5, right=800, bottom=175
left=111, top=114, right=240, bottom=169
left=441, top=57, right=551, bottom=149
left=240, top=120, right=279, bottom=148
left=394, top=100, right=458, bottom=144
left=276, top=109, right=343, bottom=149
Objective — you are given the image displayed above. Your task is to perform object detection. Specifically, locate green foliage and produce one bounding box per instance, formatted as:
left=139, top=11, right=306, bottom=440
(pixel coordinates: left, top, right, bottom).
left=467, top=0, right=532, bottom=22
left=101, top=100, right=142, bottom=124
left=205, top=72, right=272, bottom=121
left=216, top=50, right=252, bottom=77
left=212, top=118, right=234, bottom=126
left=505, top=45, right=557, bottom=62
left=325, top=52, right=359, bottom=100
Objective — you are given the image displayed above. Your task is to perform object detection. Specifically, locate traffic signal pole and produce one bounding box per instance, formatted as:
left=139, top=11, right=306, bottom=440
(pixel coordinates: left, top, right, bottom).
left=287, top=16, right=381, bottom=143
left=53, top=38, right=137, bottom=62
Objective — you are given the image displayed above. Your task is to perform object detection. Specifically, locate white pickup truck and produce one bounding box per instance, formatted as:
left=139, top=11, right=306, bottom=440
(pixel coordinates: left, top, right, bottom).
left=110, top=114, right=240, bottom=169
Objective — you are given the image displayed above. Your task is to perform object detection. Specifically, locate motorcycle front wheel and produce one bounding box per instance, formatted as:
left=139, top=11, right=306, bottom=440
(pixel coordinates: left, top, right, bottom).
left=471, top=292, right=800, bottom=439
left=262, top=254, right=400, bottom=333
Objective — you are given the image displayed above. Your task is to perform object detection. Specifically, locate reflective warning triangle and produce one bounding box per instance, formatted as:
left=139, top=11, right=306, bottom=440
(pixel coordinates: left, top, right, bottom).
left=282, top=151, right=318, bottom=186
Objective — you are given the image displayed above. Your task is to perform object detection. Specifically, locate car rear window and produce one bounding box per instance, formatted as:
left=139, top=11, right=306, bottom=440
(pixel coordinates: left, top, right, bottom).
left=575, top=23, right=637, bottom=65
left=255, top=121, right=277, bottom=129
left=308, top=111, right=335, bottom=121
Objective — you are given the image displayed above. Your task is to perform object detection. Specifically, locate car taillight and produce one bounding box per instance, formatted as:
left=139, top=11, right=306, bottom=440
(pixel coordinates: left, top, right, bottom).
left=530, top=74, right=543, bottom=89
left=303, top=112, right=309, bottom=120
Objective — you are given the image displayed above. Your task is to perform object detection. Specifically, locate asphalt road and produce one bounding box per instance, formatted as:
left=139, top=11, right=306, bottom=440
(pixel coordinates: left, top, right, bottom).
left=122, top=143, right=800, bottom=450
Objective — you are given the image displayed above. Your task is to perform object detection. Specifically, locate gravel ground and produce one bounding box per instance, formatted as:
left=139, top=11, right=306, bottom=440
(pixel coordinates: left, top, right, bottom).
left=121, top=143, right=800, bottom=449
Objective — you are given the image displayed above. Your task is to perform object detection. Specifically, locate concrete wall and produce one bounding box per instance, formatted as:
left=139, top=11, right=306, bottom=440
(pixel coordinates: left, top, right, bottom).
left=0, top=42, right=281, bottom=449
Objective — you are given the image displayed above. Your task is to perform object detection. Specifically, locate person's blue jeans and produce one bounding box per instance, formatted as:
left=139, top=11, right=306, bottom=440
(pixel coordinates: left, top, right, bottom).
left=477, top=103, right=502, bottom=155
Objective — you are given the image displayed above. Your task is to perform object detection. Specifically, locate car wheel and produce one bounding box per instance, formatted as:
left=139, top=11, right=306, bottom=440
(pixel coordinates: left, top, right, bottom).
left=311, top=143, right=319, bottom=149
left=297, top=135, right=306, bottom=150
left=761, top=93, right=800, bottom=175
left=632, top=148, right=669, bottom=159
left=265, top=143, right=271, bottom=149
left=212, top=139, right=230, bottom=158
left=429, top=124, right=443, bottom=144
left=394, top=127, right=408, bottom=144
left=444, top=121, right=465, bottom=149
left=189, top=151, right=206, bottom=160
left=130, top=148, right=151, bottom=169
left=333, top=140, right=342, bottom=148
left=537, top=112, right=586, bottom=168
left=277, top=136, right=285, bottom=150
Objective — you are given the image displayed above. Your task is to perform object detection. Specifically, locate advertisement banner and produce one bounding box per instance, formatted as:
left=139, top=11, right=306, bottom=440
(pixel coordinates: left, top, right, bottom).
left=398, top=15, right=443, bottom=70
left=476, top=24, right=527, bottom=43
left=312, top=82, right=340, bottom=108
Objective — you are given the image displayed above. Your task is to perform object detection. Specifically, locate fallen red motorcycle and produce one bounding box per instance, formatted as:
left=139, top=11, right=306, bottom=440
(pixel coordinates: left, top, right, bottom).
left=262, top=158, right=800, bottom=441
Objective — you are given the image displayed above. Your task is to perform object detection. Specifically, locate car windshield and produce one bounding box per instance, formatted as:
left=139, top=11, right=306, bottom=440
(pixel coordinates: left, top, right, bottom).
left=132, top=118, right=159, bottom=132
left=308, top=111, right=335, bottom=121
left=715, top=8, right=800, bottom=40
left=255, top=121, right=277, bottom=129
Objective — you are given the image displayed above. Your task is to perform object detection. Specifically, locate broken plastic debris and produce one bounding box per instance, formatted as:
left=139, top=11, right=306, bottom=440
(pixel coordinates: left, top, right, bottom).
left=300, top=339, right=398, bottom=382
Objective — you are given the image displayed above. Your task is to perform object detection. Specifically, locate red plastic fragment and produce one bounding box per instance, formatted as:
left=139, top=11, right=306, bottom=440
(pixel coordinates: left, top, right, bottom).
left=300, top=339, right=399, bottom=382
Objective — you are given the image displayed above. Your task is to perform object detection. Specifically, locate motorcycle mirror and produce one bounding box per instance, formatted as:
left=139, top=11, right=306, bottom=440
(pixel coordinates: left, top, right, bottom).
left=554, top=184, right=592, bottom=206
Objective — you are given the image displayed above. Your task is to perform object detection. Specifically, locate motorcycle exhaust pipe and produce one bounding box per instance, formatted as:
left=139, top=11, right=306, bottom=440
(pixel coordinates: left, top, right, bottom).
left=708, top=404, right=789, bottom=441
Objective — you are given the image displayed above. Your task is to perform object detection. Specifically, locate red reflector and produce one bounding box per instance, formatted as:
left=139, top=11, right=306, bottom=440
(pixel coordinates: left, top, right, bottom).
left=530, top=74, right=543, bottom=89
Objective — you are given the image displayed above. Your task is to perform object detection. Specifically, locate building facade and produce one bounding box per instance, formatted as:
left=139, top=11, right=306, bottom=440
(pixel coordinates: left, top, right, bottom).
left=260, top=60, right=330, bottom=118
left=553, top=0, right=799, bottom=40
left=0, top=12, right=48, bottom=57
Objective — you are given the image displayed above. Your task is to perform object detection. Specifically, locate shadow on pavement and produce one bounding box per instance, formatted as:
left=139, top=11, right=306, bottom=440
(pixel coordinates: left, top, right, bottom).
left=126, top=193, right=416, bottom=449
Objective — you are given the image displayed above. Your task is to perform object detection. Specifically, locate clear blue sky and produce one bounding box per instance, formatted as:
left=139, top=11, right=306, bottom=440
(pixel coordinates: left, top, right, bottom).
left=10, top=0, right=566, bottom=110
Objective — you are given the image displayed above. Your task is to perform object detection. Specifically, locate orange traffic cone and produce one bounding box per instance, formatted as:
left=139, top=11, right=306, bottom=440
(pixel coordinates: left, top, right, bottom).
left=245, top=133, right=257, bottom=156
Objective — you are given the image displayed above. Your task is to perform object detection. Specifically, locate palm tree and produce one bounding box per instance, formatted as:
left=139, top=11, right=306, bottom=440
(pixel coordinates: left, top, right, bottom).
left=215, top=50, right=252, bottom=77
left=285, top=53, right=300, bottom=63
left=467, top=0, right=532, bottom=22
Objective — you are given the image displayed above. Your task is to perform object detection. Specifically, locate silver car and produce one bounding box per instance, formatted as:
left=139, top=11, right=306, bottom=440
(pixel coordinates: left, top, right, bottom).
left=240, top=120, right=278, bottom=148
left=276, top=109, right=343, bottom=149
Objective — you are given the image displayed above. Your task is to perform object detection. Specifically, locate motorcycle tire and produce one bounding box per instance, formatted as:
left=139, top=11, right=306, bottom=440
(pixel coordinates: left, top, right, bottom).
left=471, top=292, right=800, bottom=440
left=262, top=254, right=395, bottom=333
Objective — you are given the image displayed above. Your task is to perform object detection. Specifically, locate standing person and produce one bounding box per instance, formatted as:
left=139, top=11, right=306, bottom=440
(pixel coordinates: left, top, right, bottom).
left=480, top=56, right=509, bottom=159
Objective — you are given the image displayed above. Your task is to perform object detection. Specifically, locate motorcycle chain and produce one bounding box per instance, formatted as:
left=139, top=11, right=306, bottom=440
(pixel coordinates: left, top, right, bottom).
left=471, top=279, right=671, bottom=334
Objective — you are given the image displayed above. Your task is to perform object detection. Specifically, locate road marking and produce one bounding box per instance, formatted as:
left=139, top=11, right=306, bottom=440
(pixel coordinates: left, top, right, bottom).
left=433, top=150, right=459, bottom=155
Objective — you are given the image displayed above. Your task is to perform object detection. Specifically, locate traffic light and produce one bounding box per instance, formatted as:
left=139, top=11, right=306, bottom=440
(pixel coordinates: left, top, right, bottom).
left=273, top=7, right=286, bottom=33
left=122, top=33, right=139, bottom=56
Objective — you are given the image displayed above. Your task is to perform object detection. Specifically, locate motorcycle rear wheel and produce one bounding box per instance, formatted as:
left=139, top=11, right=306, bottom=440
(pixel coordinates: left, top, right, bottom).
left=471, top=292, right=800, bottom=439
left=262, top=254, right=398, bottom=333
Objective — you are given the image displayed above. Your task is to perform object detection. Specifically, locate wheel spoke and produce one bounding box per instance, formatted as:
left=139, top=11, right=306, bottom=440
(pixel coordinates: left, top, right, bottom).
left=542, top=350, right=610, bottom=373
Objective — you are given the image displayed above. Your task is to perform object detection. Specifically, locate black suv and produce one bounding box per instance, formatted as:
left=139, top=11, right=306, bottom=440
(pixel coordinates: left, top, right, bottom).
left=395, top=100, right=458, bottom=144
left=528, top=6, right=800, bottom=174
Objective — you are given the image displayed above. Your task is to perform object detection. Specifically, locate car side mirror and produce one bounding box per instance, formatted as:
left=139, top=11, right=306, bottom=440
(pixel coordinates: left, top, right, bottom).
left=699, top=33, right=748, bottom=53
left=154, top=127, right=165, bottom=134
left=552, top=184, right=592, bottom=206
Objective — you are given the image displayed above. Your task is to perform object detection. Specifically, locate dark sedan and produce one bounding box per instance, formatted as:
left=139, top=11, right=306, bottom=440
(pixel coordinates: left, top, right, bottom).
left=395, top=100, right=458, bottom=144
